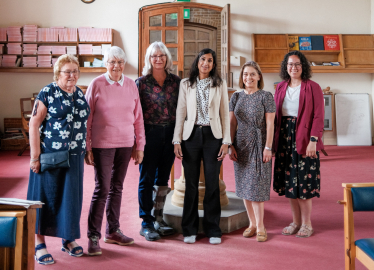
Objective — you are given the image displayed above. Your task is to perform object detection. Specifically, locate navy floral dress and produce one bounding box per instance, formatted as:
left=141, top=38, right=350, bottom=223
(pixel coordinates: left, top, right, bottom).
left=273, top=117, right=321, bottom=199
left=27, top=82, right=90, bottom=240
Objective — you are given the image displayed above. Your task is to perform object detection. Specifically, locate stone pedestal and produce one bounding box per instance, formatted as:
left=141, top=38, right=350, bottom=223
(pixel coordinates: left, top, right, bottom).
left=164, top=190, right=249, bottom=233
left=171, top=161, right=229, bottom=210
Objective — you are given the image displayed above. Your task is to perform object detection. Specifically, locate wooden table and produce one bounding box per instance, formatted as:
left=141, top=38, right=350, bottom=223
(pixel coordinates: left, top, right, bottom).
left=0, top=204, right=42, bottom=270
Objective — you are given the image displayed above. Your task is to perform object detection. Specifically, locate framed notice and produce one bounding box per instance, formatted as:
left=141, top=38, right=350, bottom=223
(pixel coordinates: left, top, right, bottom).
left=324, top=94, right=334, bottom=131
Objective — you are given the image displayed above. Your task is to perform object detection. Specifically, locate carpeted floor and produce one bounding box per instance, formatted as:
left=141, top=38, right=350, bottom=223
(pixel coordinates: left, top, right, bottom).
left=0, top=146, right=373, bottom=270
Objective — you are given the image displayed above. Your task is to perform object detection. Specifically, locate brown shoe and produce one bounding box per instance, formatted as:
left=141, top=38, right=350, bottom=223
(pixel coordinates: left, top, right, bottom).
left=243, top=227, right=257, bottom=238
left=88, top=236, right=102, bottom=256
left=104, top=229, right=134, bottom=246
left=256, top=229, right=267, bottom=242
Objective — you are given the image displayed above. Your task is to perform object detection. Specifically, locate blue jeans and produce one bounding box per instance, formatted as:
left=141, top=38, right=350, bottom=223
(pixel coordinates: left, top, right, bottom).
left=138, top=124, right=175, bottom=228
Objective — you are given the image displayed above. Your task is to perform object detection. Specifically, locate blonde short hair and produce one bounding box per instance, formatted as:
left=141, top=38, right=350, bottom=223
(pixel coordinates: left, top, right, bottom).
left=142, top=41, right=174, bottom=76
left=239, top=61, right=264, bottom=90
left=53, top=54, right=79, bottom=81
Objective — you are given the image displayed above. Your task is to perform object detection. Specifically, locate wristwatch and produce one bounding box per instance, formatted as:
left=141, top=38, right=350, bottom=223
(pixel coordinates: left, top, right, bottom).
left=310, top=137, right=318, bottom=142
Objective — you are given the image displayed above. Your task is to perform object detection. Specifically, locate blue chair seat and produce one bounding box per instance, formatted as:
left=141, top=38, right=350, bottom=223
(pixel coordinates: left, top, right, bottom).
left=355, top=238, right=374, bottom=261
left=0, top=217, right=17, bottom=248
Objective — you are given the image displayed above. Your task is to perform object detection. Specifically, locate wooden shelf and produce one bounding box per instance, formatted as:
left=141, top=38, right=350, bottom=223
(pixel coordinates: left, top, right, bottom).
left=23, top=41, right=77, bottom=44
left=79, top=41, right=112, bottom=44
left=299, top=50, right=340, bottom=54
left=253, top=34, right=374, bottom=73
left=0, top=67, right=106, bottom=73
left=0, top=27, right=113, bottom=72
left=261, top=67, right=374, bottom=73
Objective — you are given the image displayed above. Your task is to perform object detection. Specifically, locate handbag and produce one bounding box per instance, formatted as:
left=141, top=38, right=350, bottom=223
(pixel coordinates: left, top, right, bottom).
left=40, top=150, right=70, bottom=172
left=39, top=96, right=76, bottom=173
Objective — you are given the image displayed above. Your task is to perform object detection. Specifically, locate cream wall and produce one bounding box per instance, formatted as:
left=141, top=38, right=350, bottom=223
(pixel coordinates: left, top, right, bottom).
left=0, top=0, right=373, bottom=144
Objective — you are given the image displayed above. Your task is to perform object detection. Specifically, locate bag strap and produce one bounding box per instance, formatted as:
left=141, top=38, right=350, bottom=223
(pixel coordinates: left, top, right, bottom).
left=68, top=90, right=77, bottom=151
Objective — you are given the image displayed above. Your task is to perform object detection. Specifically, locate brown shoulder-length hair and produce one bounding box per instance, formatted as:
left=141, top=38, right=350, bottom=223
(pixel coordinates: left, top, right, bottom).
left=279, top=51, right=312, bottom=81
left=239, top=61, right=264, bottom=90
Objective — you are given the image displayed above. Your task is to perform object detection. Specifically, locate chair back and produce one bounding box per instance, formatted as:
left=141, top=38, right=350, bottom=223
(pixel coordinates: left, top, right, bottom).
left=20, top=98, right=35, bottom=132
left=351, top=187, right=374, bottom=212
left=0, top=217, right=17, bottom=248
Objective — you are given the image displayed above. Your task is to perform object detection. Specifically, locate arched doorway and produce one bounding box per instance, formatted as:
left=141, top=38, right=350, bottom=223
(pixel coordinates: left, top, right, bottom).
left=138, top=2, right=230, bottom=84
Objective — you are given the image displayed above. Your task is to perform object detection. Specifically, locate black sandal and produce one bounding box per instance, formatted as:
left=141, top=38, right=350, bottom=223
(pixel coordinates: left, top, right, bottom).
left=35, top=243, right=55, bottom=265
left=61, top=239, right=83, bottom=257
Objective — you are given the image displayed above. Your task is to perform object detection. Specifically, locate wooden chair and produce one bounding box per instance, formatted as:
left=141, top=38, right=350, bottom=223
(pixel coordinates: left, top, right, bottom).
left=0, top=211, right=26, bottom=270
left=338, top=183, right=374, bottom=269
left=18, top=97, right=35, bottom=156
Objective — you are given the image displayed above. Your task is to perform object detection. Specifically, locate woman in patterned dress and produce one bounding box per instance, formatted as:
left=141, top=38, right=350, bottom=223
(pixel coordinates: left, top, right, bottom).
left=229, top=61, right=275, bottom=242
left=173, top=48, right=230, bottom=245
left=27, top=55, right=90, bottom=264
left=273, top=51, right=324, bottom=238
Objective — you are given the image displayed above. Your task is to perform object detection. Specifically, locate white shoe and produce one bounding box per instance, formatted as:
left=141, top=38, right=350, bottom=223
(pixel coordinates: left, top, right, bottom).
left=184, top=235, right=196, bottom=244
left=209, top=237, right=221, bottom=245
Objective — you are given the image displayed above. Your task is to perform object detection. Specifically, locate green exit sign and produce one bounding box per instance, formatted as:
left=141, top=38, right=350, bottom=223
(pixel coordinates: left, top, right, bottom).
left=184, top=9, right=190, bottom=19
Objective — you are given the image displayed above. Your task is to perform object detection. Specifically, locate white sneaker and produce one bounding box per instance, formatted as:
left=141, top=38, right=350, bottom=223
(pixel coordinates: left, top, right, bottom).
left=184, top=235, right=197, bottom=244
left=209, top=237, right=221, bottom=245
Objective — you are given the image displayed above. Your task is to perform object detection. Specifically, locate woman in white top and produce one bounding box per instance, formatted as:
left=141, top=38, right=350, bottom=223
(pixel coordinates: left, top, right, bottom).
left=173, top=48, right=230, bottom=245
left=273, top=51, right=324, bottom=238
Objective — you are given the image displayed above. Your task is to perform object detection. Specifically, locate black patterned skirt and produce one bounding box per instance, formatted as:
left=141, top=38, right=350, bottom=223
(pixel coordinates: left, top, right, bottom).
left=273, top=116, right=320, bottom=199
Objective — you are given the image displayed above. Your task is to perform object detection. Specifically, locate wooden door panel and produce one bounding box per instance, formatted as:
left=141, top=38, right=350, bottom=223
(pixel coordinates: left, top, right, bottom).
left=140, top=6, right=183, bottom=77
left=221, top=4, right=230, bottom=86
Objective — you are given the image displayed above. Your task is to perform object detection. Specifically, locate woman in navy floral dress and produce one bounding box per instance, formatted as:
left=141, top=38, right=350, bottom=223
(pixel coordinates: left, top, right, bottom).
left=229, top=61, right=275, bottom=242
left=27, top=55, right=90, bottom=265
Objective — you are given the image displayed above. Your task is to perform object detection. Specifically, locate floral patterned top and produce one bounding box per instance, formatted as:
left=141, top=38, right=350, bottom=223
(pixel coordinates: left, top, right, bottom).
left=135, top=73, right=181, bottom=125
left=36, top=82, right=90, bottom=155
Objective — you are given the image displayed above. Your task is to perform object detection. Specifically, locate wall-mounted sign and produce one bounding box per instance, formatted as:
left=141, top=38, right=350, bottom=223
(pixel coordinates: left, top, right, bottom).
left=183, top=9, right=190, bottom=19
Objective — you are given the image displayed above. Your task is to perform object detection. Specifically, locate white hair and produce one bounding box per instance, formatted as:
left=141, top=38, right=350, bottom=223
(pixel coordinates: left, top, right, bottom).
left=103, top=46, right=127, bottom=64
left=142, top=42, right=174, bottom=76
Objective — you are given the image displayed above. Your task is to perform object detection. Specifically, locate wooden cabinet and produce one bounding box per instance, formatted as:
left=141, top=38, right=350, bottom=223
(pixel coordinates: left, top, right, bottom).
left=253, top=34, right=374, bottom=73
left=0, top=28, right=113, bottom=73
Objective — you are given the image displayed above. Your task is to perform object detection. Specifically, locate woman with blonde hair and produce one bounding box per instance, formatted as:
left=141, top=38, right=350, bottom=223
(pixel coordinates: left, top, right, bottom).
left=229, top=61, right=275, bottom=242
left=28, top=54, right=90, bottom=264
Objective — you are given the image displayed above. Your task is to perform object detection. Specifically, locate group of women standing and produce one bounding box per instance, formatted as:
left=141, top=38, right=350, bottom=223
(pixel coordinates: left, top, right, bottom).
left=27, top=41, right=323, bottom=265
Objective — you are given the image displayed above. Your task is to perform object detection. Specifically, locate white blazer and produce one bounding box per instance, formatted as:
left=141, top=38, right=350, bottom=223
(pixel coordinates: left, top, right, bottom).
left=172, top=78, right=231, bottom=144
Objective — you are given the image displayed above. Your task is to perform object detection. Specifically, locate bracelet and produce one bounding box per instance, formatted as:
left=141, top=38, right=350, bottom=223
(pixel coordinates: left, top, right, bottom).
left=264, top=146, right=272, bottom=151
left=30, top=157, right=39, bottom=162
left=173, top=141, right=181, bottom=145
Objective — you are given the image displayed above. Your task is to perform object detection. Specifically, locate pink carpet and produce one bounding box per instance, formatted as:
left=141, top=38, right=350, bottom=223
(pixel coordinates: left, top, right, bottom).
left=1, top=146, right=373, bottom=270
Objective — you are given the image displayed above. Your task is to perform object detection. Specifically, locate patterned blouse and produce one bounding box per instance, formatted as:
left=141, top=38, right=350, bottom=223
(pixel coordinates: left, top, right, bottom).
left=36, top=82, right=90, bottom=155
left=195, top=77, right=211, bottom=126
left=135, top=73, right=181, bottom=125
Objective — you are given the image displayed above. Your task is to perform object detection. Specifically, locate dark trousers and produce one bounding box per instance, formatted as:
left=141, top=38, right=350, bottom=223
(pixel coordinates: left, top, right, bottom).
left=87, top=147, right=132, bottom=238
left=181, top=125, right=222, bottom=238
left=138, top=124, right=175, bottom=228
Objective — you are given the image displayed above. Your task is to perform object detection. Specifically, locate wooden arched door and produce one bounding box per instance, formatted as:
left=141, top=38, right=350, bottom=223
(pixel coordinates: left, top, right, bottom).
left=139, top=2, right=230, bottom=83
left=183, top=24, right=217, bottom=77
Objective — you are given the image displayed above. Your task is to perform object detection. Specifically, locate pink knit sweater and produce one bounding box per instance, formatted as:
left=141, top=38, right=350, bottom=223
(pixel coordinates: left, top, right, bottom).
left=85, top=74, right=145, bottom=151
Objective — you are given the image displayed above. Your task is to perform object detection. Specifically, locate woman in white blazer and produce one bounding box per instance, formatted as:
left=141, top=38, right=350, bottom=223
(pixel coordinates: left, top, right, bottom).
left=173, top=48, right=231, bottom=245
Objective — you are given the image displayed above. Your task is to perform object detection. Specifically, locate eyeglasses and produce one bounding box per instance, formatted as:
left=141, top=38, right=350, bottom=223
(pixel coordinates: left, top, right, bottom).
left=107, top=61, right=125, bottom=66
left=150, top=54, right=166, bottom=60
left=287, top=63, right=302, bottom=69
left=60, top=70, right=80, bottom=76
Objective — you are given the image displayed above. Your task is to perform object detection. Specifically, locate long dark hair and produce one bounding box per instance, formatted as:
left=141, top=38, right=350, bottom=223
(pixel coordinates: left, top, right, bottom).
left=279, top=51, right=312, bottom=81
left=188, top=48, right=222, bottom=87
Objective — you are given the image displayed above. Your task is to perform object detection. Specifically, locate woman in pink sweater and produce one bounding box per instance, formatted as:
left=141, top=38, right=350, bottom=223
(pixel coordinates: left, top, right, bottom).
left=84, top=46, right=145, bottom=256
